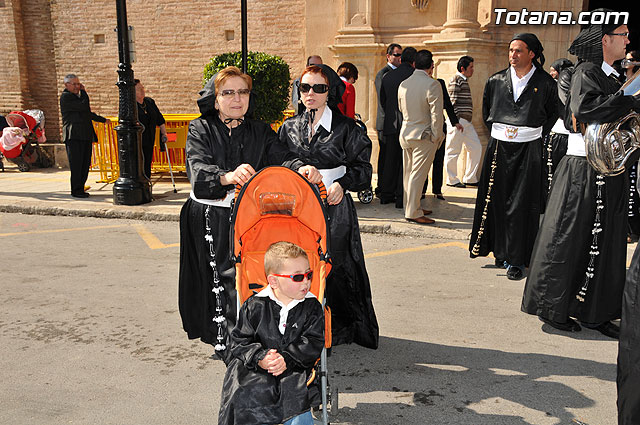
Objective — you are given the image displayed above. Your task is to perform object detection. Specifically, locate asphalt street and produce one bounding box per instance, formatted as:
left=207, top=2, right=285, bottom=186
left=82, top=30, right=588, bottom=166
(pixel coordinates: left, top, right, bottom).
left=0, top=212, right=622, bottom=425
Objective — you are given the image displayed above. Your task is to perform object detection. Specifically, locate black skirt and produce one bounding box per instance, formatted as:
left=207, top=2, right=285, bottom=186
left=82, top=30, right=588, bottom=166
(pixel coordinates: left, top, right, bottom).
left=178, top=198, right=237, bottom=357
left=469, top=137, right=544, bottom=266
left=617, top=243, right=640, bottom=425
left=326, top=194, right=379, bottom=349
left=521, top=155, right=628, bottom=324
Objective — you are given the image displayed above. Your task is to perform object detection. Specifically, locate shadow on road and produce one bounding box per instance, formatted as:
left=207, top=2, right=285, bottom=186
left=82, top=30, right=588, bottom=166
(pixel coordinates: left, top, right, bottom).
left=328, top=336, right=611, bottom=424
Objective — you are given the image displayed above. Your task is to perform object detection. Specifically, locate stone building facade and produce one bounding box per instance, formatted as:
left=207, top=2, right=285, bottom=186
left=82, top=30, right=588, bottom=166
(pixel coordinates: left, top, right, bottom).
left=1, top=0, right=584, bottom=149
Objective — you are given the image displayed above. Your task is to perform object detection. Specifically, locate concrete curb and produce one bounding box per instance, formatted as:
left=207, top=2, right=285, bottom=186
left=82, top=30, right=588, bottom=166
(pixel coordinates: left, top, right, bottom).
left=0, top=202, right=468, bottom=238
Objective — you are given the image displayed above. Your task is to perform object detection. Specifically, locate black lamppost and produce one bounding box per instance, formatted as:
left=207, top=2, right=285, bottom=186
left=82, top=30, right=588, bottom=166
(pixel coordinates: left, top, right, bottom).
left=241, top=0, right=247, bottom=73
left=113, top=0, right=151, bottom=205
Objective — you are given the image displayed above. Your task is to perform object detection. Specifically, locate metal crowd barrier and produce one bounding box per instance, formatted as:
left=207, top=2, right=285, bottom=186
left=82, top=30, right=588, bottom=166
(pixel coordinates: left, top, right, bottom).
left=91, top=111, right=294, bottom=183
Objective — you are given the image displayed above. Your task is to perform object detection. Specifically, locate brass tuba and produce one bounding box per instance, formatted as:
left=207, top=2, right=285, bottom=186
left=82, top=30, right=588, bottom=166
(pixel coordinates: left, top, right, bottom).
left=585, top=69, right=640, bottom=176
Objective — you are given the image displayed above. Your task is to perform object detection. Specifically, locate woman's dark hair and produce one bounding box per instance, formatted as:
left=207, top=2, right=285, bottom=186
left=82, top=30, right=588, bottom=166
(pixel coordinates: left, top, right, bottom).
left=337, top=62, right=359, bottom=82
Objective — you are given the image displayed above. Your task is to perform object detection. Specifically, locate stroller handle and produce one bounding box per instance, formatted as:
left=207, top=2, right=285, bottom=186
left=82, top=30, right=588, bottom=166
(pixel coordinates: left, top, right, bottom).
left=234, top=171, right=328, bottom=202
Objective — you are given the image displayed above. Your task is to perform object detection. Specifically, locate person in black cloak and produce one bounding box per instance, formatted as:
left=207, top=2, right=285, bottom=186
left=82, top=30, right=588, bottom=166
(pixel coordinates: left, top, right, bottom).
left=521, top=13, right=640, bottom=339
left=178, top=66, right=321, bottom=361
left=542, top=58, right=574, bottom=200
left=278, top=64, right=379, bottom=349
left=469, top=33, right=558, bottom=280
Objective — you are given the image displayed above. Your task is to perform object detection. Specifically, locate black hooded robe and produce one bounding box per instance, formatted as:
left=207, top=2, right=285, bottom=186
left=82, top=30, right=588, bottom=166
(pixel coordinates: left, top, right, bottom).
left=277, top=110, right=379, bottom=349
left=178, top=80, right=301, bottom=358
left=522, top=61, right=640, bottom=325
left=469, top=66, right=558, bottom=266
left=218, top=295, right=324, bottom=425
left=618, top=243, right=640, bottom=424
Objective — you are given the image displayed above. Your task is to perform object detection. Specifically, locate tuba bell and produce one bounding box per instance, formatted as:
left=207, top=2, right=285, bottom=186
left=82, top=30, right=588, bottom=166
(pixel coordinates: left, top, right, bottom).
left=585, top=69, right=640, bottom=176
left=585, top=112, right=640, bottom=176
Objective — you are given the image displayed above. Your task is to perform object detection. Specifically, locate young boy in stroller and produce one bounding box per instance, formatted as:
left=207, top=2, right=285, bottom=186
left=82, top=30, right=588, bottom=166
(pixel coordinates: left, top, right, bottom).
left=0, top=110, right=53, bottom=171
left=218, top=241, right=324, bottom=425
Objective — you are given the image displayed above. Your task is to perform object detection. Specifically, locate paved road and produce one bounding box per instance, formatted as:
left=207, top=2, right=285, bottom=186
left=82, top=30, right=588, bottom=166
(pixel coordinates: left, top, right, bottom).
left=0, top=213, right=623, bottom=424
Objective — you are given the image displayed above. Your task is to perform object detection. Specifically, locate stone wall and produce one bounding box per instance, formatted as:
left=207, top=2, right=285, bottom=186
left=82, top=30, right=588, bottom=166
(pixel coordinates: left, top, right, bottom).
left=2, top=0, right=307, bottom=142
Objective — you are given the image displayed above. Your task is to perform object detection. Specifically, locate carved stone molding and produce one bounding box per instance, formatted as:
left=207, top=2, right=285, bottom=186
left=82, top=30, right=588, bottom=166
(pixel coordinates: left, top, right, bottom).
left=411, top=0, right=429, bottom=12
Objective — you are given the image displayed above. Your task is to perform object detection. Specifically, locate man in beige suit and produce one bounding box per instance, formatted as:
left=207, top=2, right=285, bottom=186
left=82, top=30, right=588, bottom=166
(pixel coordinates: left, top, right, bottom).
left=398, top=49, right=444, bottom=224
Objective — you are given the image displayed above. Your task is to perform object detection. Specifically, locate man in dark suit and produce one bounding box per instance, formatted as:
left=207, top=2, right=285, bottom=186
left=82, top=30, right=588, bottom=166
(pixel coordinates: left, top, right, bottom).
left=374, top=43, right=402, bottom=197
left=60, top=74, right=108, bottom=198
left=379, top=46, right=416, bottom=207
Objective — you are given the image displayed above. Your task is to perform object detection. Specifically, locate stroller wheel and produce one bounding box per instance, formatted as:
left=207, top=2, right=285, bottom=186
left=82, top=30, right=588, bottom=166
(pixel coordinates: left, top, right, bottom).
left=17, top=160, right=30, bottom=172
left=357, top=188, right=373, bottom=204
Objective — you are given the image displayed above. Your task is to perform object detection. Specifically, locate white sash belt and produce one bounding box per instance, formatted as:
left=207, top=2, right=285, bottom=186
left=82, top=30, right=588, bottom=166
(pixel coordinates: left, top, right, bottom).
left=566, top=132, right=586, bottom=157
left=318, top=166, right=346, bottom=189
left=551, top=118, right=570, bottom=135
left=491, top=123, right=543, bottom=142
left=190, top=189, right=234, bottom=208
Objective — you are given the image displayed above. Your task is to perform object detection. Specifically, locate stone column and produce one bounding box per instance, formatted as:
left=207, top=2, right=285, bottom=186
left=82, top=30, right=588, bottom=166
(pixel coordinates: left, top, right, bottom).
left=442, top=0, right=480, bottom=35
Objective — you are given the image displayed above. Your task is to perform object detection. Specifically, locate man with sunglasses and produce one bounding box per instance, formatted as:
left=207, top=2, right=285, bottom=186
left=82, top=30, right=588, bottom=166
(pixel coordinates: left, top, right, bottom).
left=375, top=43, right=402, bottom=196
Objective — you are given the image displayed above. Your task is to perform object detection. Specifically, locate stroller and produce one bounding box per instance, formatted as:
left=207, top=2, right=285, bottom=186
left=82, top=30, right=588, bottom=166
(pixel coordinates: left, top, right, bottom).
left=230, top=166, right=338, bottom=424
left=0, top=110, right=53, bottom=172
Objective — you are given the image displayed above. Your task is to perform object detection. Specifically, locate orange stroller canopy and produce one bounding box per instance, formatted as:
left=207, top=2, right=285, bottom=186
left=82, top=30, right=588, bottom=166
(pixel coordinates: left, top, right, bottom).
left=231, top=166, right=331, bottom=305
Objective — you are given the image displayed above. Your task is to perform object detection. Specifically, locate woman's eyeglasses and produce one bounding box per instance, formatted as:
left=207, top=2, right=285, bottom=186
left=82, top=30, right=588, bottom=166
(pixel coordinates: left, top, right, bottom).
left=272, top=271, right=313, bottom=282
left=298, top=83, right=329, bottom=94
left=219, top=89, right=251, bottom=98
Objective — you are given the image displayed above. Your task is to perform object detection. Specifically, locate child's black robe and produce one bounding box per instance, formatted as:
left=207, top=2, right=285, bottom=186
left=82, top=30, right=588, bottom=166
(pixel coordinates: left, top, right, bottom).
left=218, top=295, right=324, bottom=425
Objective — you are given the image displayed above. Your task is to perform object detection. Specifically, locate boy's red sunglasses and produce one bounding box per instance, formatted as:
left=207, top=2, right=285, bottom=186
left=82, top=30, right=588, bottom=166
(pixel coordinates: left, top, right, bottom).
left=272, top=271, right=313, bottom=282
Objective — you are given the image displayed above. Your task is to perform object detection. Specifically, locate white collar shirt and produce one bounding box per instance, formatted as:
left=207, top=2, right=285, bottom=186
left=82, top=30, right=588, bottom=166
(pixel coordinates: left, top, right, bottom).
left=256, top=285, right=316, bottom=335
left=456, top=71, right=467, bottom=81
left=388, top=62, right=397, bottom=70
left=312, top=105, right=332, bottom=137
left=601, top=61, right=620, bottom=78
left=510, top=65, right=536, bottom=102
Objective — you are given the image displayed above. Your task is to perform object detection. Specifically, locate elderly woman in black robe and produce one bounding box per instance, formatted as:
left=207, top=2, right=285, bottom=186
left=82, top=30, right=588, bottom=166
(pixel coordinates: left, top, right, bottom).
left=278, top=64, right=379, bottom=349
left=178, top=66, right=319, bottom=360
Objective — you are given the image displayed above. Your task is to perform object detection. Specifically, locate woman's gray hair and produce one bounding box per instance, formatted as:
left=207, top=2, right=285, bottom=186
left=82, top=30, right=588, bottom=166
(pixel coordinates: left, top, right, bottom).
left=63, top=74, right=78, bottom=83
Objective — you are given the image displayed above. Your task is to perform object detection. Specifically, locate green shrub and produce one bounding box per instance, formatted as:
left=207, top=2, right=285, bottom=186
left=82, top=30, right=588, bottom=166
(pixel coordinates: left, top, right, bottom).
left=203, top=51, right=290, bottom=124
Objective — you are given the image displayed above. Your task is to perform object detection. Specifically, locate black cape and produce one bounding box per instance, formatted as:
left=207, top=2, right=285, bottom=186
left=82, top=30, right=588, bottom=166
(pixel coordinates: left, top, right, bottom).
left=469, top=66, right=558, bottom=266
left=218, top=295, right=324, bottom=425
left=618, top=243, right=640, bottom=424
left=522, top=61, right=640, bottom=324
left=278, top=110, right=379, bottom=349
left=178, top=113, right=300, bottom=357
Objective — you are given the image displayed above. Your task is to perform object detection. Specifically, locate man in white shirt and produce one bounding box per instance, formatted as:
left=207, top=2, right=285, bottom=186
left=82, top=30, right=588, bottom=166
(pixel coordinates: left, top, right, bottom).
left=445, top=55, right=482, bottom=187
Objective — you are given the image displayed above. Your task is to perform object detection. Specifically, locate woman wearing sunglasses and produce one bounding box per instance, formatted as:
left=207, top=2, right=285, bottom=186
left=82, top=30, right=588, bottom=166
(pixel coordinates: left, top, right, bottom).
left=178, top=66, right=315, bottom=362
left=278, top=64, right=379, bottom=350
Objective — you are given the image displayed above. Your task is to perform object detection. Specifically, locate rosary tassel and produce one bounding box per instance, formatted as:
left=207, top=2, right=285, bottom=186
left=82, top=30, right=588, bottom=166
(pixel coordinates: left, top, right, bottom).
left=471, top=140, right=499, bottom=256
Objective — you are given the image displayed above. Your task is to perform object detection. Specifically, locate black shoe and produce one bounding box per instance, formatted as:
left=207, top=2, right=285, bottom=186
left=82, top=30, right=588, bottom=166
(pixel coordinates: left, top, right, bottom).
left=71, top=192, right=90, bottom=198
left=395, top=201, right=403, bottom=209
left=434, top=193, right=445, bottom=200
left=539, top=316, right=581, bottom=332
left=506, top=265, right=524, bottom=280
left=447, top=182, right=466, bottom=188
left=594, top=321, right=620, bottom=339
left=464, top=182, right=479, bottom=187
left=379, top=198, right=395, bottom=205
left=494, top=258, right=506, bottom=268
